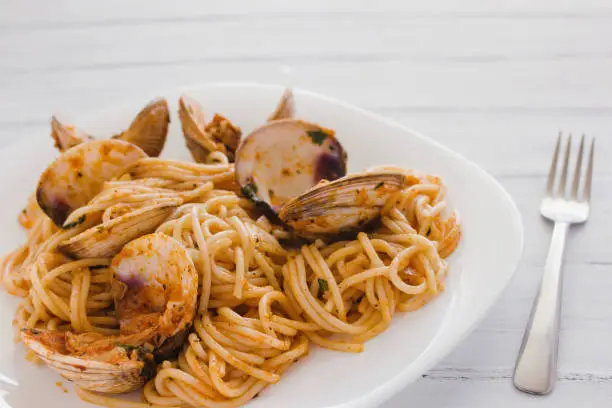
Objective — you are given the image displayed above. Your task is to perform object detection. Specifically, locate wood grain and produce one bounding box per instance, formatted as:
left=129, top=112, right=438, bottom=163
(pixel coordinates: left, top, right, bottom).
left=0, top=0, right=610, bottom=406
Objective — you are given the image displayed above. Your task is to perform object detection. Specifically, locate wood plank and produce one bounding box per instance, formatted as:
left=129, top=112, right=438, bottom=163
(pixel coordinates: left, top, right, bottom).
left=2, top=0, right=612, bottom=27
left=387, top=380, right=612, bottom=407
left=1, top=59, right=611, bottom=126
left=1, top=16, right=611, bottom=72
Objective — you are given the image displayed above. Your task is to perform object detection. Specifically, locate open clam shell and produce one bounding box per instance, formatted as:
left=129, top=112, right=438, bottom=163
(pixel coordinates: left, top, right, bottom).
left=20, top=234, right=197, bottom=394
left=112, top=233, right=198, bottom=349
left=36, top=139, right=147, bottom=227
left=178, top=95, right=214, bottom=163
left=178, top=95, right=242, bottom=163
left=267, top=88, right=295, bottom=122
left=235, top=119, right=347, bottom=212
left=113, top=98, right=170, bottom=157
left=278, top=172, right=405, bottom=238
left=50, top=98, right=169, bottom=157
left=205, top=113, right=242, bottom=161
left=58, top=203, right=178, bottom=259
left=21, top=329, right=155, bottom=394
left=51, top=116, right=95, bottom=152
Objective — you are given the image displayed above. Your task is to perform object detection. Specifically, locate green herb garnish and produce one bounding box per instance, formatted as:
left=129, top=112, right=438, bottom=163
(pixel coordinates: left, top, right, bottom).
left=268, top=188, right=275, bottom=198
left=240, top=183, right=258, bottom=201
left=306, top=130, right=328, bottom=145
left=374, top=182, right=384, bottom=190
left=63, top=215, right=86, bottom=229
left=116, top=343, right=155, bottom=377
left=317, top=278, right=329, bottom=298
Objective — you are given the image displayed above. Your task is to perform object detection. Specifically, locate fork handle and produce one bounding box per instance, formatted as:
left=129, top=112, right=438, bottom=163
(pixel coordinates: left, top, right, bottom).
left=514, top=221, right=569, bottom=395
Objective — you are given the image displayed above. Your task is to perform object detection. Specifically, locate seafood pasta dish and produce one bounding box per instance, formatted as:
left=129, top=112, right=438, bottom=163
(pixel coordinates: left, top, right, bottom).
left=0, top=90, right=461, bottom=407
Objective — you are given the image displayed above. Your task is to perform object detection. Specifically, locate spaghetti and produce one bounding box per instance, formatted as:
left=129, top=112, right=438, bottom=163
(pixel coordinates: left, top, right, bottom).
left=1, top=152, right=460, bottom=407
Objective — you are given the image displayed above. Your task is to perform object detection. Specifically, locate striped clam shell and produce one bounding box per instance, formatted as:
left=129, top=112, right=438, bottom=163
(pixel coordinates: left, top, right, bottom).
left=21, top=329, right=154, bottom=394
left=278, top=172, right=405, bottom=238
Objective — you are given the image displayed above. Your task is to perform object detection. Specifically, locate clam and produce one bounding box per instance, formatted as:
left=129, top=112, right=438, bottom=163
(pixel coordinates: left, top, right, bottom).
left=235, top=119, right=347, bottom=212
left=21, top=233, right=198, bottom=393
left=58, top=202, right=178, bottom=259
left=178, top=95, right=242, bottom=163
left=36, top=139, right=147, bottom=227
left=278, top=173, right=406, bottom=239
left=178, top=95, right=212, bottom=163
left=205, top=113, right=242, bottom=161
left=268, top=89, right=295, bottom=121
left=50, top=116, right=94, bottom=151
left=112, top=98, right=170, bottom=157
left=50, top=98, right=170, bottom=157
left=112, top=233, right=198, bottom=353
left=21, top=329, right=156, bottom=393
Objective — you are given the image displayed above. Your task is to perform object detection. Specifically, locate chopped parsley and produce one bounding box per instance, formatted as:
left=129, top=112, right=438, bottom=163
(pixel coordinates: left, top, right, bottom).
left=306, top=130, right=328, bottom=145
left=240, top=183, right=258, bottom=200
left=329, top=145, right=335, bottom=151
left=63, top=215, right=86, bottom=229
left=374, top=182, right=384, bottom=190
left=317, top=278, right=329, bottom=298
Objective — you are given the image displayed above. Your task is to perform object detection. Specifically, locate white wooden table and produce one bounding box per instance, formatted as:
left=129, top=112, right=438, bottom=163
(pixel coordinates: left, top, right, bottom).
left=1, top=1, right=611, bottom=406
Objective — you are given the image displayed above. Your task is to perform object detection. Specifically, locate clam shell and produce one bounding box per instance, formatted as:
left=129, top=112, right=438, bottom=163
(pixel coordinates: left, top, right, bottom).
left=112, top=233, right=198, bottom=342
left=178, top=95, right=242, bottom=163
left=204, top=113, right=242, bottom=161
left=21, top=329, right=154, bottom=394
left=235, top=119, right=347, bottom=211
left=51, top=99, right=169, bottom=157
left=114, top=98, right=170, bottom=157
left=178, top=95, right=223, bottom=162
left=278, top=173, right=405, bottom=238
left=58, top=203, right=177, bottom=259
left=267, top=89, right=295, bottom=121
left=50, top=116, right=95, bottom=152
left=37, top=139, right=147, bottom=227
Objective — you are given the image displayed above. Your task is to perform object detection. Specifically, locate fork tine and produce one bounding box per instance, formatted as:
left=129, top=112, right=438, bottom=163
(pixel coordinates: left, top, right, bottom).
left=571, top=134, right=585, bottom=199
left=546, top=133, right=562, bottom=195
left=558, top=134, right=572, bottom=197
left=583, top=138, right=595, bottom=202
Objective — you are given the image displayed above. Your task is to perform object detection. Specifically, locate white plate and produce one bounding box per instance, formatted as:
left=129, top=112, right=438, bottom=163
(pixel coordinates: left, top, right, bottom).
left=0, top=83, right=523, bottom=408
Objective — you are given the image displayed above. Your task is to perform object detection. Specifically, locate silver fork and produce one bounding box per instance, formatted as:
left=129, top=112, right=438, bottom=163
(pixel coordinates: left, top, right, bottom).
left=513, top=133, right=595, bottom=395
